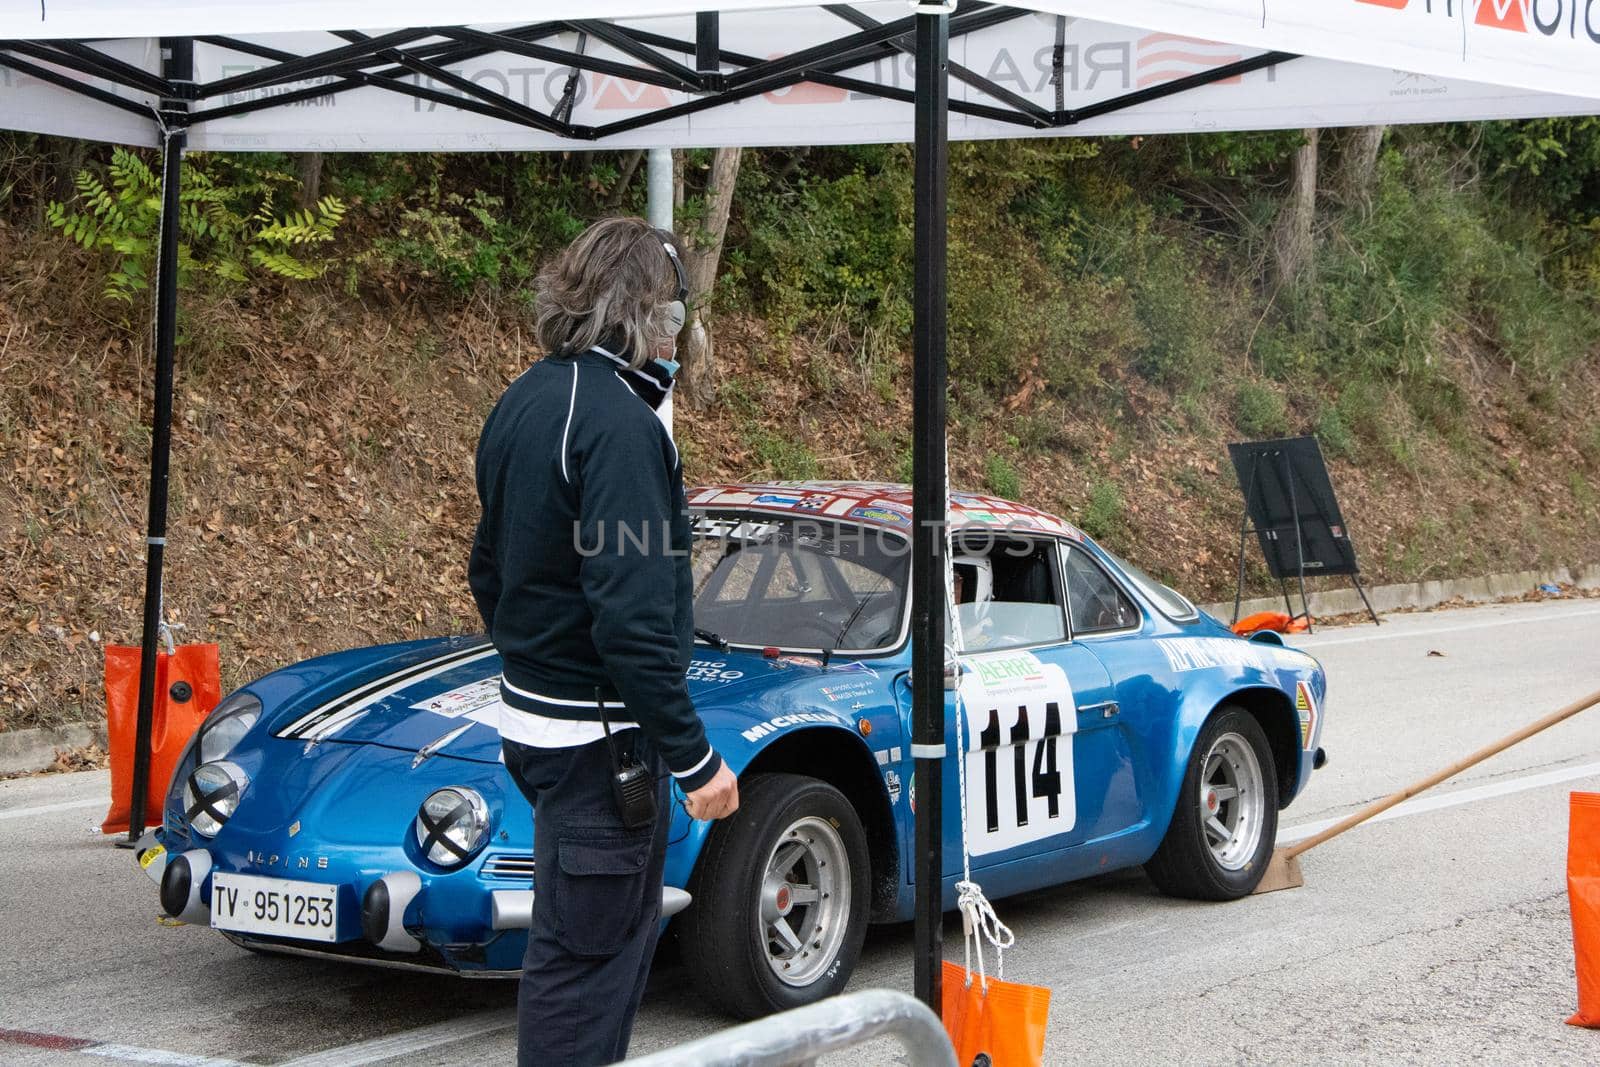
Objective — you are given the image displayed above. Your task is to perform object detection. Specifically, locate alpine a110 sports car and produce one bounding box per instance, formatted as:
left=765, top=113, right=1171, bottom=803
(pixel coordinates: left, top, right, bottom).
left=139, top=480, right=1327, bottom=1019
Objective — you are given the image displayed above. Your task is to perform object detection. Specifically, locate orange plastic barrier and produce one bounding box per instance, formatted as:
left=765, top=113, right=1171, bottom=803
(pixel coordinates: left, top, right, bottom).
left=1231, top=611, right=1311, bottom=637
left=1568, top=792, right=1600, bottom=1027
left=101, top=643, right=221, bottom=834
left=941, top=959, right=1051, bottom=1067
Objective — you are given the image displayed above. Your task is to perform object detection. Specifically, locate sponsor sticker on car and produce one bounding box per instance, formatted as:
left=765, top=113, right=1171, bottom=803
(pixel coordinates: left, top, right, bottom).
left=958, top=650, right=1078, bottom=856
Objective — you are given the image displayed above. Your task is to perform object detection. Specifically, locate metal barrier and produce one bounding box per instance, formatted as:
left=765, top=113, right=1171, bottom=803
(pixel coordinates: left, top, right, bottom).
left=624, top=988, right=956, bottom=1067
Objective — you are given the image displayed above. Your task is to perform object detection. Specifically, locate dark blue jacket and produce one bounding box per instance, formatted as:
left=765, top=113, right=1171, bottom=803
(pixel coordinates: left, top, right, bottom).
left=469, top=347, right=720, bottom=791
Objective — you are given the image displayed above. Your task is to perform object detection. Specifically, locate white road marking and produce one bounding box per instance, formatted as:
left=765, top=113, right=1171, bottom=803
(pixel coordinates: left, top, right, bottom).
left=1279, top=759, right=1600, bottom=843
left=1294, top=606, right=1600, bottom=648
left=276, top=1009, right=518, bottom=1067
left=0, top=796, right=102, bottom=822
left=82, top=1044, right=250, bottom=1067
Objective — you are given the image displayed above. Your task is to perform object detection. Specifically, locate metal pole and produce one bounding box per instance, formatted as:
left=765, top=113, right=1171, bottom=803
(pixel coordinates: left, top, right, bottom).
left=910, top=2, right=949, bottom=1016
left=126, top=37, right=191, bottom=842
left=695, top=11, right=720, bottom=78
left=1283, top=450, right=1312, bottom=633
left=646, top=147, right=673, bottom=231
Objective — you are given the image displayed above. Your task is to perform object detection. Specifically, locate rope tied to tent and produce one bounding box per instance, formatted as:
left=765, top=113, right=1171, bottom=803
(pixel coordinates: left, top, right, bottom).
left=945, top=458, right=1015, bottom=992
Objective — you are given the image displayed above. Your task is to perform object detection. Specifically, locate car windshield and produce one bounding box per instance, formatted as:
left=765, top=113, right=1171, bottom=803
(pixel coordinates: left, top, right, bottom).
left=1105, top=550, right=1197, bottom=620
left=691, top=513, right=910, bottom=653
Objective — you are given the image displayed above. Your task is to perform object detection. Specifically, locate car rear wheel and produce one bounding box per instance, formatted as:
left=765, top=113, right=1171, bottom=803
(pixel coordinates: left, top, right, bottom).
left=1145, top=706, right=1278, bottom=900
left=679, top=772, right=870, bottom=1019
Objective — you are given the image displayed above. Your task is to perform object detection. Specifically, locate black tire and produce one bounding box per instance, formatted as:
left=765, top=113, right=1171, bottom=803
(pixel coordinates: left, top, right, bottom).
left=678, top=772, right=871, bottom=1019
left=1145, top=706, right=1278, bottom=901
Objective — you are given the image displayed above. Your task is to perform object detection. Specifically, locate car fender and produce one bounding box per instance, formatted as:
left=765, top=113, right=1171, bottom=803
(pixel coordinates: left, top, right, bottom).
left=1152, top=665, right=1320, bottom=844
left=662, top=715, right=901, bottom=919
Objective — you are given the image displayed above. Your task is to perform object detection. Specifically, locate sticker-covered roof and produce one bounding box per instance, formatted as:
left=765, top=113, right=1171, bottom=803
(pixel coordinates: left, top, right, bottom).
left=687, top=481, right=1086, bottom=541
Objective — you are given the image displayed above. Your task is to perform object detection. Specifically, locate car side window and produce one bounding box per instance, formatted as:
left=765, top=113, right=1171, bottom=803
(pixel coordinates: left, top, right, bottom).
left=1062, top=546, right=1141, bottom=635
left=952, top=536, right=1068, bottom=652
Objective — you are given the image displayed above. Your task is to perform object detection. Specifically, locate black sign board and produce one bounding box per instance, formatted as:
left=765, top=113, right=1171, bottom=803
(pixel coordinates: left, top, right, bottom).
left=1227, top=436, right=1378, bottom=628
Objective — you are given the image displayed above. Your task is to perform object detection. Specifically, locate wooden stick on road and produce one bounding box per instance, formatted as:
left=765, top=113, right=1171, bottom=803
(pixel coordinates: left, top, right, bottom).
left=1253, top=686, right=1600, bottom=894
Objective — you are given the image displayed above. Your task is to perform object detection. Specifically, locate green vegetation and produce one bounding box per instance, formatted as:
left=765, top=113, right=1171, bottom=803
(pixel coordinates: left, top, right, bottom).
left=5, top=121, right=1598, bottom=593
left=984, top=454, right=1022, bottom=500
left=1080, top=480, right=1124, bottom=543
left=46, top=148, right=345, bottom=301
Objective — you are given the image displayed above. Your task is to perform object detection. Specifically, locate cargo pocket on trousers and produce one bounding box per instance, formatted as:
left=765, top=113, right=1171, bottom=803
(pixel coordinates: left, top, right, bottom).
left=553, top=827, right=653, bottom=958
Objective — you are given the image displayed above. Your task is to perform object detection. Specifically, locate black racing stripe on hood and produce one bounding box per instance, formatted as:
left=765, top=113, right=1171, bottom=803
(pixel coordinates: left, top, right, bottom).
left=276, top=640, right=494, bottom=739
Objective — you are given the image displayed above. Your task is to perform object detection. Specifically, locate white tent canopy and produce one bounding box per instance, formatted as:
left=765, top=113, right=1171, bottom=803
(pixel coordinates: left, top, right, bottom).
left=3, top=2, right=1600, bottom=151
left=5, top=0, right=1597, bottom=1020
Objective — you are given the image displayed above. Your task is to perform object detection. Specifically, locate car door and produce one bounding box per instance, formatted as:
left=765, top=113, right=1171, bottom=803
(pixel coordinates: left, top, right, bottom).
left=941, top=536, right=1123, bottom=871
left=1058, top=542, right=1155, bottom=841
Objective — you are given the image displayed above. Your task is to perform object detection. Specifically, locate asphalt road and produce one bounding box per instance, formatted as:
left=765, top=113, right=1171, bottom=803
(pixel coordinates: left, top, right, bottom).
left=3, top=597, right=1599, bottom=1065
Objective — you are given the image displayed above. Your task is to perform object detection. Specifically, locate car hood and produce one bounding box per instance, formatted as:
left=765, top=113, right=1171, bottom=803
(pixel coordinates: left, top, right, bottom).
left=258, top=639, right=884, bottom=765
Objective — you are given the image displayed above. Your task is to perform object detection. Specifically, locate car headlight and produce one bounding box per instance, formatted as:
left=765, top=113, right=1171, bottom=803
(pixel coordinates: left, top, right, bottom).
left=197, top=691, right=262, bottom=764
left=413, top=787, right=489, bottom=868
left=185, top=760, right=249, bottom=838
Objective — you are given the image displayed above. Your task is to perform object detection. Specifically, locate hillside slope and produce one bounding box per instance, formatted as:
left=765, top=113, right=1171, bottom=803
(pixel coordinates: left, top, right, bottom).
left=4, top=138, right=1599, bottom=730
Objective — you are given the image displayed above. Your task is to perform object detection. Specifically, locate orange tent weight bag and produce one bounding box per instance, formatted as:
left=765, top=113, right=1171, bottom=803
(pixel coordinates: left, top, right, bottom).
left=942, top=959, right=1051, bottom=1067
left=101, top=642, right=221, bottom=834
left=1568, top=791, right=1600, bottom=1027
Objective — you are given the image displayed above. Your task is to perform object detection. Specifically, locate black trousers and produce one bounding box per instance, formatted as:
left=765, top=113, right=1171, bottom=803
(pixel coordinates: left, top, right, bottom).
left=502, top=733, right=671, bottom=1067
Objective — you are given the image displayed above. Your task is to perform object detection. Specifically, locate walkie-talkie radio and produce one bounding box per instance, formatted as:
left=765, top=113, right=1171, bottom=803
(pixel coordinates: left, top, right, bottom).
left=597, top=690, right=656, bottom=830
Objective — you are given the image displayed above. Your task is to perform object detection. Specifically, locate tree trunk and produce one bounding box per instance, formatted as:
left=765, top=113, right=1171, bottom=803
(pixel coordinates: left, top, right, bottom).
left=607, top=149, right=645, bottom=209
left=1332, top=125, right=1385, bottom=208
left=38, top=136, right=85, bottom=228
left=1272, top=128, right=1319, bottom=289
left=296, top=152, right=323, bottom=209
left=677, top=146, right=742, bottom=410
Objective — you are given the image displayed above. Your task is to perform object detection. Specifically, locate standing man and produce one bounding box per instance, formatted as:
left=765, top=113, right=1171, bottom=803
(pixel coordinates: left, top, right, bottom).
left=469, top=216, right=739, bottom=1067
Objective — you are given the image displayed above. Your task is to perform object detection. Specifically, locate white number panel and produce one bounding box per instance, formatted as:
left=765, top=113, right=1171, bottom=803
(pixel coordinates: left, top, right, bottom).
left=958, top=651, right=1078, bottom=857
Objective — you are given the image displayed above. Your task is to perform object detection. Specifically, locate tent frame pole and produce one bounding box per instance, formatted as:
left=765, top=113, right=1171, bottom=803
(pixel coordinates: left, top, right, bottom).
left=126, top=36, right=192, bottom=843
left=911, top=2, right=949, bottom=1017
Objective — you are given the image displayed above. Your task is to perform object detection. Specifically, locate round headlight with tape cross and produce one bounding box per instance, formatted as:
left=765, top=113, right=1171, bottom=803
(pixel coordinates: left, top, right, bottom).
left=185, top=760, right=249, bottom=838
left=197, top=691, right=262, bottom=764
left=414, top=787, right=489, bottom=868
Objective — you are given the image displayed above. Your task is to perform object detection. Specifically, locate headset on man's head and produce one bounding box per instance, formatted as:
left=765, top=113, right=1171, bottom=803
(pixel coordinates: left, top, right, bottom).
left=645, top=228, right=688, bottom=337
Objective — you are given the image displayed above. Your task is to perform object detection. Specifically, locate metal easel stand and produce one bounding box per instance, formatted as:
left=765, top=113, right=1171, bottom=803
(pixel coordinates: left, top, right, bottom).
left=1281, top=449, right=1313, bottom=634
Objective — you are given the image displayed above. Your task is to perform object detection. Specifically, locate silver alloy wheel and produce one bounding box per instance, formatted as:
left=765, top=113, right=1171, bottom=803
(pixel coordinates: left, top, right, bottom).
left=757, top=814, right=851, bottom=987
left=1199, top=731, right=1266, bottom=870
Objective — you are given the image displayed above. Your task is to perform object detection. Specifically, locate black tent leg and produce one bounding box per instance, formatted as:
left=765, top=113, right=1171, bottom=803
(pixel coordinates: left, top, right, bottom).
left=126, top=38, right=192, bottom=844
left=910, top=2, right=948, bottom=1017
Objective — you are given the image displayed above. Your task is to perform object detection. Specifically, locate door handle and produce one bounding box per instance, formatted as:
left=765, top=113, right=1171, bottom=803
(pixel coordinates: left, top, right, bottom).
left=1078, top=700, right=1119, bottom=718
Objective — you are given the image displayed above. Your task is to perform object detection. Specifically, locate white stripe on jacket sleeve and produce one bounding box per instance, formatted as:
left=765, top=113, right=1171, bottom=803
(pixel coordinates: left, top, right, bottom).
left=671, top=746, right=716, bottom=781
left=559, top=361, right=578, bottom=484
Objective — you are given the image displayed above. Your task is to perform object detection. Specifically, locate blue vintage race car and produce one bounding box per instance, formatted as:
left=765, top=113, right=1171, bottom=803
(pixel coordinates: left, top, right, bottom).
left=140, top=480, right=1326, bottom=1019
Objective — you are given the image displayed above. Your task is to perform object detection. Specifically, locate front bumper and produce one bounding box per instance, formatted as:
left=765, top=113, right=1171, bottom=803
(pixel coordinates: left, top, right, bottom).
left=138, top=833, right=690, bottom=974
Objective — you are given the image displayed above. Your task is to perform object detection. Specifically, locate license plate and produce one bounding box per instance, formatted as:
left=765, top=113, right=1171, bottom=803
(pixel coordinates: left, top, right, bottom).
left=210, top=872, right=339, bottom=942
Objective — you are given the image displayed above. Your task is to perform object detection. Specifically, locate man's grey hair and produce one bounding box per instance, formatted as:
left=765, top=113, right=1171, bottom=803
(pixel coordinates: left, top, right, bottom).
left=534, top=216, right=681, bottom=370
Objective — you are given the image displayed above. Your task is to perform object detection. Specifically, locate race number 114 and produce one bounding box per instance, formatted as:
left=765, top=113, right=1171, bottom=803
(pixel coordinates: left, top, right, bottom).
left=965, top=699, right=1076, bottom=855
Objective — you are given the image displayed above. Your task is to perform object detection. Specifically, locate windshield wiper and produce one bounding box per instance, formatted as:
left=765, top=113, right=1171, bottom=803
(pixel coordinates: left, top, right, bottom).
left=824, top=574, right=890, bottom=666
left=694, top=627, right=730, bottom=653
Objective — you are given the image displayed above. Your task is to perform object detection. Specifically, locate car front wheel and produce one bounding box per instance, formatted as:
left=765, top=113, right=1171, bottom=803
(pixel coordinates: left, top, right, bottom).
left=1145, top=706, right=1279, bottom=900
left=679, top=772, right=870, bottom=1019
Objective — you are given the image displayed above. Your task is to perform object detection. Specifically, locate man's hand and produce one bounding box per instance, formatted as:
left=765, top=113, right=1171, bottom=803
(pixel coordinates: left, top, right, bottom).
left=684, top=763, right=739, bottom=821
